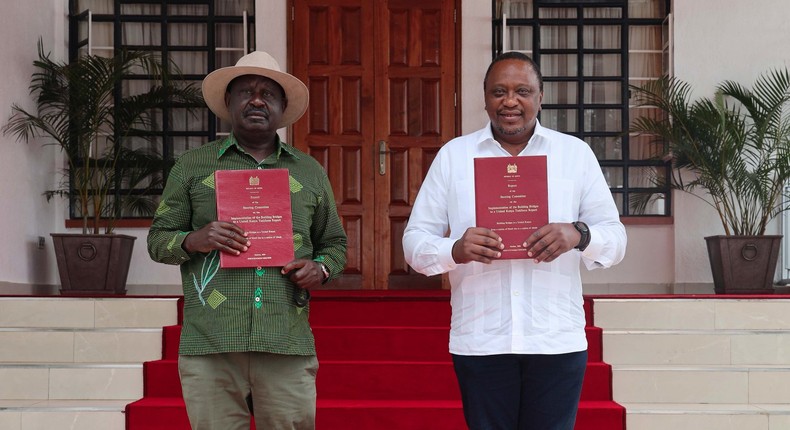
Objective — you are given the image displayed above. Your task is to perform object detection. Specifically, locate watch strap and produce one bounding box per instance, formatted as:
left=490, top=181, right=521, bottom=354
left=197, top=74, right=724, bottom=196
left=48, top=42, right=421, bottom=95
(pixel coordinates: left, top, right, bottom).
left=317, top=261, right=330, bottom=284
left=572, top=221, right=591, bottom=251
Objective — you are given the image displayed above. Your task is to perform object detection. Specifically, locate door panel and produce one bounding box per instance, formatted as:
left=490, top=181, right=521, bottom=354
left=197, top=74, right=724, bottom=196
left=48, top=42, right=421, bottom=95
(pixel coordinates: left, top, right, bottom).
left=292, top=0, right=457, bottom=289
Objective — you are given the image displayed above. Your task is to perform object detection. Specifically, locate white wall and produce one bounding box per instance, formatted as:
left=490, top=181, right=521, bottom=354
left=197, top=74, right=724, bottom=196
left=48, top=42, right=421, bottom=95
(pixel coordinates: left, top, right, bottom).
left=4, top=0, right=788, bottom=292
left=0, top=0, right=66, bottom=287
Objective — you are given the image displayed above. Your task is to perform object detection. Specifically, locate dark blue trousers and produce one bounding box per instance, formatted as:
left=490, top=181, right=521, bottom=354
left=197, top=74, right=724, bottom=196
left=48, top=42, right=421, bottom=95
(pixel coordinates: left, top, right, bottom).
left=452, top=351, right=587, bottom=430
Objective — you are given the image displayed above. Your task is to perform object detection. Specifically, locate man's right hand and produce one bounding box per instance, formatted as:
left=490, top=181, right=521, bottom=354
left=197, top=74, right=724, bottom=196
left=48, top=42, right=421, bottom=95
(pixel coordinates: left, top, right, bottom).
left=451, top=227, right=504, bottom=264
left=183, top=221, right=249, bottom=255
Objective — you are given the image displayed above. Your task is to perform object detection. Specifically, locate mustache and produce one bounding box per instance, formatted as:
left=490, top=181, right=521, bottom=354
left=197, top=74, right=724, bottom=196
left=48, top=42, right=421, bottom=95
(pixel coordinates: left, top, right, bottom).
left=243, top=107, right=270, bottom=118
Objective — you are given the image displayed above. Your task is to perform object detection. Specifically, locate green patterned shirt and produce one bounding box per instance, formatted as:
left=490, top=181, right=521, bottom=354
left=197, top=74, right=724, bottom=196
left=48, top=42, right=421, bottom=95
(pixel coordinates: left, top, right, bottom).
left=147, top=134, right=347, bottom=356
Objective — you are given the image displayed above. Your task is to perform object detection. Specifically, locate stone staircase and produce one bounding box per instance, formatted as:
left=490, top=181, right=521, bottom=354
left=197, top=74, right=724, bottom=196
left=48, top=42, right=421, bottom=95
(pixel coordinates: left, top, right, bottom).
left=4, top=296, right=790, bottom=430
left=593, top=297, right=790, bottom=430
left=0, top=297, right=179, bottom=430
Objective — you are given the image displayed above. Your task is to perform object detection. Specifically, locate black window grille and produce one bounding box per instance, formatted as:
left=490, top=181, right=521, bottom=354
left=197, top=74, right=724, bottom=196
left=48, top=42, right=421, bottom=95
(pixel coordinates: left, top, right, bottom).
left=67, top=0, right=255, bottom=219
left=492, top=0, right=671, bottom=216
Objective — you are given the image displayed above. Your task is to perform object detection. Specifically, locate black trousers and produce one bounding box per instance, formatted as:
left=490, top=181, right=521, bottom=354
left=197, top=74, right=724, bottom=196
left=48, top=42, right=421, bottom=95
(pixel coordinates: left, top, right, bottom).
left=452, top=351, right=587, bottom=430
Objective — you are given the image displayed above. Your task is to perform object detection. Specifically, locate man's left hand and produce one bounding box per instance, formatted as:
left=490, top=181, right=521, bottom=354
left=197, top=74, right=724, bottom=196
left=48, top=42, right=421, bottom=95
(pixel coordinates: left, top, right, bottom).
left=522, top=223, right=581, bottom=263
left=281, top=259, right=326, bottom=290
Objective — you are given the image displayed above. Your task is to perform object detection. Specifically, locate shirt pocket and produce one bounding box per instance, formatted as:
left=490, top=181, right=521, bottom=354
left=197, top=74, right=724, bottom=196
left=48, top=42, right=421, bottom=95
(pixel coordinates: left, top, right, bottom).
left=453, top=269, right=505, bottom=335
left=548, top=178, right=574, bottom=221
left=452, top=179, right=475, bottom=231
left=530, top=269, right=572, bottom=330
left=190, top=174, right=218, bottom=227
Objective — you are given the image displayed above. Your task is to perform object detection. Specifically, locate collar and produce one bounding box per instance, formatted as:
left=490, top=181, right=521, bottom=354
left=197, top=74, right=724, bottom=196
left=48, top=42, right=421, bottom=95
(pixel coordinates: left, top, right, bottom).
left=477, top=119, right=548, bottom=151
left=217, top=133, right=301, bottom=161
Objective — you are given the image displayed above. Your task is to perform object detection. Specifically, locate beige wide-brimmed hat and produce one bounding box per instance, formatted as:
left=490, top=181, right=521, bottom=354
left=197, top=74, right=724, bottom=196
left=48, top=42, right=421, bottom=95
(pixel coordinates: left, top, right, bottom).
left=202, top=51, right=309, bottom=128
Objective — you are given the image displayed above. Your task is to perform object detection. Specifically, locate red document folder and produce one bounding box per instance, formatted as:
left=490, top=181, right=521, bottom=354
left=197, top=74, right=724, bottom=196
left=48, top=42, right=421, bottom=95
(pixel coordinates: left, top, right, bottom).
left=474, top=156, right=548, bottom=260
left=215, top=168, right=294, bottom=268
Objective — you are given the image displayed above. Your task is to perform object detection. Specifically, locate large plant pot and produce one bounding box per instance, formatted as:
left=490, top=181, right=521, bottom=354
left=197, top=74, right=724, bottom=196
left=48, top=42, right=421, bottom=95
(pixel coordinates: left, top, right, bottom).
left=704, top=235, right=782, bottom=294
left=50, top=233, right=136, bottom=296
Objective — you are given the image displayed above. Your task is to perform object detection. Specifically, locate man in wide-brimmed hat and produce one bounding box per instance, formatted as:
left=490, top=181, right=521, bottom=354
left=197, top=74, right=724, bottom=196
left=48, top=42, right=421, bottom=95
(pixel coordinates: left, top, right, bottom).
left=148, top=51, right=347, bottom=430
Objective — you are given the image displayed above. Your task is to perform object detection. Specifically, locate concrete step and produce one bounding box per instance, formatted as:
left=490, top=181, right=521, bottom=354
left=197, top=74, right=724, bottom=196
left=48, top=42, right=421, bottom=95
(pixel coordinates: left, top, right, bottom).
left=0, top=297, right=179, bottom=329
left=0, top=400, right=127, bottom=430
left=613, top=365, right=790, bottom=404
left=0, top=363, right=142, bottom=401
left=622, top=403, right=790, bottom=430
left=0, top=328, right=163, bottom=364
left=590, top=297, right=790, bottom=430
left=592, top=298, right=790, bottom=331
left=0, top=297, right=178, bottom=429
left=602, top=329, right=790, bottom=366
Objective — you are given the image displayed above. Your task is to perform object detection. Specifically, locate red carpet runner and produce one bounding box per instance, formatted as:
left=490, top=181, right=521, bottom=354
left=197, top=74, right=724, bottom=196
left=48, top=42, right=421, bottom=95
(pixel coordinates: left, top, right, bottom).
left=125, top=292, right=624, bottom=429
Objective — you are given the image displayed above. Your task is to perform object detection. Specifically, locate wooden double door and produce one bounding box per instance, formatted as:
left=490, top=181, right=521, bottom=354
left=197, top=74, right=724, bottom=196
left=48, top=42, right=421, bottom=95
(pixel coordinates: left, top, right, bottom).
left=291, top=0, right=459, bottom=289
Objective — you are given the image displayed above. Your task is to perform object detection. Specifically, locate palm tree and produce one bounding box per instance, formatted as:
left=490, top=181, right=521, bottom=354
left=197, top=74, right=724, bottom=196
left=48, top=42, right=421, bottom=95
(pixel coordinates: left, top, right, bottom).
left=630, top=69, right=790, bottom=236
left=3, top=39, right=204, bottom=234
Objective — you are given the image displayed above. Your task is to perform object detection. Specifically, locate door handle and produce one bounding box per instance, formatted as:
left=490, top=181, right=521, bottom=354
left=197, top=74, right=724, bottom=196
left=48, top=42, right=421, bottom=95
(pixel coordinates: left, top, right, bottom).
left=378, top=140, right=390, bottom=175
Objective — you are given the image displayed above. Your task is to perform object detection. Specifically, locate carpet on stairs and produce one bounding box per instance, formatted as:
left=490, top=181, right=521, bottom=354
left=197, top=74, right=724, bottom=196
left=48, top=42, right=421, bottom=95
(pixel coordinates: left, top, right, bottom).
left=125, top=292, right=624, bottom=430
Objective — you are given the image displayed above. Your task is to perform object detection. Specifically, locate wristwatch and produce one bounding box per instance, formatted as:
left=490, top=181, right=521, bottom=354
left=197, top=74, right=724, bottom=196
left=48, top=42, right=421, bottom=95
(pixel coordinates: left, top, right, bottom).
left=572, top=221, right=591, bottom=252
left=317, top=262, right=330, bottom=284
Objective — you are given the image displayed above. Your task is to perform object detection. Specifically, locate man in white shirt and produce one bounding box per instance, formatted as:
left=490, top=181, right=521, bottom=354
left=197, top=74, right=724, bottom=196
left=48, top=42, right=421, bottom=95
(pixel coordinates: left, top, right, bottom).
left=402, top=51, right=627, bottom=429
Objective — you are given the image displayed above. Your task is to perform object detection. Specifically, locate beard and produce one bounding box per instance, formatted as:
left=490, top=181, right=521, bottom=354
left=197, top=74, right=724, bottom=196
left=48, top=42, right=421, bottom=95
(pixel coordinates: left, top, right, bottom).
left=493, top=123, right=527, bottom=136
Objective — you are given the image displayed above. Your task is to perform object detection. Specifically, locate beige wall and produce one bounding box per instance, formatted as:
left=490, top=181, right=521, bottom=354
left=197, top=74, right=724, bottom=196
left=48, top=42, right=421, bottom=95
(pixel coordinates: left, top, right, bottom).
left=0, top=0, right=66, bottom=287
left=2, top=0, right=788, bottom=292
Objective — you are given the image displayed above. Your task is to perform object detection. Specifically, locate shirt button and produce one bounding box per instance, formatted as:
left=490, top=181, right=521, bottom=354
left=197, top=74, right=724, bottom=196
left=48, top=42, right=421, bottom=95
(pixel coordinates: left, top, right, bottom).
left=513, top=291, right=520, bottom=296
left=255, top=297, right=261, bottom=302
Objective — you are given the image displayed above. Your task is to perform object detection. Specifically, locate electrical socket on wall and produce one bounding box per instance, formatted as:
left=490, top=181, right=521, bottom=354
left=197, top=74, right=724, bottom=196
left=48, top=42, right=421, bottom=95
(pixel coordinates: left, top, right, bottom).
left=37, top=236, right=45, bottom=249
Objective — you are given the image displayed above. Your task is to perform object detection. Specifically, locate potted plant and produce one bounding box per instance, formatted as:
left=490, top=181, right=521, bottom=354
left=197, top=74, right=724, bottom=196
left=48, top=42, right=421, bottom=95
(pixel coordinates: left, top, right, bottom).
left=3, top=40, right=203, bottom=295
left=630, top=69, right=790, bottom=294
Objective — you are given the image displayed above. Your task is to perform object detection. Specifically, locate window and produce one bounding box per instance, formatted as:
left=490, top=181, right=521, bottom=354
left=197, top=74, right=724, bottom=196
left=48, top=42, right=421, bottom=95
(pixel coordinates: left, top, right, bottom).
left=493, top=0, right=671, bottom=216
left=67, top=0, right=254, bottom=219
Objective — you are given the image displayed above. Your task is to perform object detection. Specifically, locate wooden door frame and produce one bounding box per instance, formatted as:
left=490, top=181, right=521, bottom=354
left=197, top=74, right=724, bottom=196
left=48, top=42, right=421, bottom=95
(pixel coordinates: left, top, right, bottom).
left=372, top=0, right=460, bottom=290
left=287, top=0, right=462, bottom=290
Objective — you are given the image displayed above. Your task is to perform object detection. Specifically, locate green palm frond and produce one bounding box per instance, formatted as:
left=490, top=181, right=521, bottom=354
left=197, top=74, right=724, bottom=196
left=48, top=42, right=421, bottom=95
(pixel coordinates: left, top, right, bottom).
left=3, top=39, right=204, bottom=234
left=630, top=70, right=790, bottom=236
